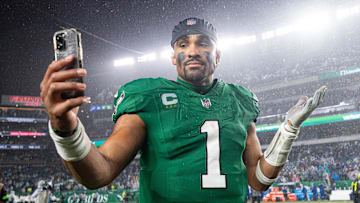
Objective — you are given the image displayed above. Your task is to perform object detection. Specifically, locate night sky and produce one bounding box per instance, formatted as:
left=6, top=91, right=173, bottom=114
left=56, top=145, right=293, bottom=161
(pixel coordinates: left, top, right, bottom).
left=0, top=0, right=352, bottom=98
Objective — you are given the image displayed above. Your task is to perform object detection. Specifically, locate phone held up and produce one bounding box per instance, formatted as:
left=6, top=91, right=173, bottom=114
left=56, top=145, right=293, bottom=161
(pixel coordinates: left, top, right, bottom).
left=53, top=28, right=84, bottom=99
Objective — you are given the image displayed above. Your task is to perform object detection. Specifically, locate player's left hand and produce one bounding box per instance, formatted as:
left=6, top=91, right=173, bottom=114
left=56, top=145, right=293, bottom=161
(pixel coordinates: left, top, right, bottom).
left=285, top=86, right=327, bottom=129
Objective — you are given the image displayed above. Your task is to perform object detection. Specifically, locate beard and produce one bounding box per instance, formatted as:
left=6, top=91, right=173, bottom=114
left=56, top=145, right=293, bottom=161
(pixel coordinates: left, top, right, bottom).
left=181, top=65, right=210, bottom=83
left=177, top=51, right=216, bottom=84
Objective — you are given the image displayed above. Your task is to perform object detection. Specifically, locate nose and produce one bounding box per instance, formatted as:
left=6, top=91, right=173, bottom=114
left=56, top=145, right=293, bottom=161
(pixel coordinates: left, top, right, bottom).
left=187, top=43, right=201, bottom=58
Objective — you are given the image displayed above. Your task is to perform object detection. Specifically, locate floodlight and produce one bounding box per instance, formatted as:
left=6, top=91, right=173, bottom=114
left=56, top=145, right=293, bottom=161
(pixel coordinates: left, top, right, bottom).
left=113, top=57, right=135, bottom=67
left=336, top=5, right=360, bottom=20
left=217, top=38, right=234, bottom=51
left=235, top=35, right=257, bottom=45
left=160, top=48, right=173, bottom=59
left=262, top=31, right=275, bottom=40
left=275, top=25, right=295, bottom=36
left=294, top=10, right=331, bottom=33
left=138, top=53, right=157, bottom=63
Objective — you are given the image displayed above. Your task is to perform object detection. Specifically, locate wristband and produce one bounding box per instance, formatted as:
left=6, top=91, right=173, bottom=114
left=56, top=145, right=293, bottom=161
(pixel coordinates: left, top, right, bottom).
left=48, top=118, right=92, bottom=162
left=51, top=121, right=79, bottom=137
left=255, top=160, right=277, bottom=186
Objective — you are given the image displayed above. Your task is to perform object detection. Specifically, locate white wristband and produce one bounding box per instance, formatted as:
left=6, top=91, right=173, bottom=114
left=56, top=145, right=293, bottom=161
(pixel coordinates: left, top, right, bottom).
left=255, top=160, right=277, bottom=185
left=263, top=122, right=299, bottom=167
left=48, top=118, right=92, bottom=162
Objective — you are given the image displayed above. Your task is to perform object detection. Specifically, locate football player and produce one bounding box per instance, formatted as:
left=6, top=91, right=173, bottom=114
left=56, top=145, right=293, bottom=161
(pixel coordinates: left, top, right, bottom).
left=40, top=17, right=326, bottom=202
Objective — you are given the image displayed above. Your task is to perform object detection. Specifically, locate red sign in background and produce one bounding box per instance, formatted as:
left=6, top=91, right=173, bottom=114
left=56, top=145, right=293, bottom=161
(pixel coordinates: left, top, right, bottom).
left=1, top=95, right=44, bottom=107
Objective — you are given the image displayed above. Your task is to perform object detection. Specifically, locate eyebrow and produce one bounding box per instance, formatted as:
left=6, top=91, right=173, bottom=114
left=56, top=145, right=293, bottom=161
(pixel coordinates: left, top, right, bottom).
left=176, top=36, right=189, bottom=44
left=197, top=34, right=211, bottom=42
left=175, top=34, right=214, bottom=47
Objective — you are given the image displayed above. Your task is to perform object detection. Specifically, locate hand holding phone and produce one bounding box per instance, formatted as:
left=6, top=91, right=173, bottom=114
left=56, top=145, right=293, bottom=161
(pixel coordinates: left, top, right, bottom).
left=39, top=29, right=89, bottom=132
left=53, top=28, right=84, bottom=99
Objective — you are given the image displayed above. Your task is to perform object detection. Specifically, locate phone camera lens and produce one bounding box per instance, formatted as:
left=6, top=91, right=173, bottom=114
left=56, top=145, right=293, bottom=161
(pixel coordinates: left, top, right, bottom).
left=56, top=34, right=66, bottom=51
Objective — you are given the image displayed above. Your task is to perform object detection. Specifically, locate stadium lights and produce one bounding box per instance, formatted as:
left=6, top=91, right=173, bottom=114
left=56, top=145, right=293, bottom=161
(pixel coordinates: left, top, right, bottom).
left=262, top=31, right=275, bottom=40
left=218, top=35, right=257, bottom=51
left=336, top=5, right=360, bottom=20
left=113, top=57, right=135, bottom=67
left=275, top=25, right=296, bottom=36
left=261, top=26, right=295, bottom=40
left=235, top=35, right=257, bottom=45
left=294, top=10, right=331, bottom=33
left=138, top=52, right=157, bottom=63
left=160, top=48, right=173, bottom=59
left=113, top=6, right=360, bottom=68
left=217, top=38, right=234, bottom=51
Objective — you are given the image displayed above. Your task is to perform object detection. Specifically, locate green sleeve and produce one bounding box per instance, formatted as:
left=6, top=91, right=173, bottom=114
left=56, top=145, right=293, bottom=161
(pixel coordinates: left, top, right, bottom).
left=231, top=84, right=260, bottom=126
left=248, top=90, right=260, bottom=121
left=112, top=79, right=153, bottom=123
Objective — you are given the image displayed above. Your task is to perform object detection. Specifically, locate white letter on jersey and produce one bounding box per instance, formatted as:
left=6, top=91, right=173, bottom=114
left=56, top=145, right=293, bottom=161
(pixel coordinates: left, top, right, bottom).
left=201, top=120, right=227, bottom=189
left=161, top=93, right=178, bottom=106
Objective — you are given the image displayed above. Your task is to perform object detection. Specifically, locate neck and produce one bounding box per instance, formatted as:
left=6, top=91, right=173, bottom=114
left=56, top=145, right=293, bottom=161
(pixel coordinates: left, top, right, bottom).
left=178, top=75, right=214, bottom=86
left=176, top=77, right=216, bottom=95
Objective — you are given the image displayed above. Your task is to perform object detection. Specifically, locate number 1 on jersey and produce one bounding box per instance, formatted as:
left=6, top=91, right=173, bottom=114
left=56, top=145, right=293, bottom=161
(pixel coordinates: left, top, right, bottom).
left=201, top=120, right=227, bottom=189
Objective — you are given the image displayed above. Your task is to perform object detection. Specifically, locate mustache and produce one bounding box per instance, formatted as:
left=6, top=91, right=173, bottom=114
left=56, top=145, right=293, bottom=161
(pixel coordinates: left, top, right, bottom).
left=183, top=59, right=205, bottom=66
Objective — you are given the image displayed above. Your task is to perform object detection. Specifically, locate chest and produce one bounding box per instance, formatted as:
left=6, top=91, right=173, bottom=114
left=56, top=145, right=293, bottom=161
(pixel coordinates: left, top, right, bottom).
left=145, top=90, right=249, bottom=158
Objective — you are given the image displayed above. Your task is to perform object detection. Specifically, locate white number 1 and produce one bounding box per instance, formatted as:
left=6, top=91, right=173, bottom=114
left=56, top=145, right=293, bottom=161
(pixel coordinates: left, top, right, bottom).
left=201, top=120, right=227, bottom=189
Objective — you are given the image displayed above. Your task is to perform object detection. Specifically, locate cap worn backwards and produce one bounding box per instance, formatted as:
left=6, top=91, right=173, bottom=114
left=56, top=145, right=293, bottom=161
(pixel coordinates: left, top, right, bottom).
left=171, top=17, right=217, bottom=48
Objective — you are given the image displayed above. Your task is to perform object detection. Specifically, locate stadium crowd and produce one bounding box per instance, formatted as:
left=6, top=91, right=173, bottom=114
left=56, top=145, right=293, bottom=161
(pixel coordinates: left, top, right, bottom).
left=280, top=141, right=360, bottom=183
left=0, top=109, right=47, bottom=119
left=0, top=158, right=139, bottom=195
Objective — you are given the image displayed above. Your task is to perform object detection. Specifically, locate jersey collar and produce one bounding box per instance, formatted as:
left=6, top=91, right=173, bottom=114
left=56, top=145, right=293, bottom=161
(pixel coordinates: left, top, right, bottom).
left=176, top=77, right=222, bottom=95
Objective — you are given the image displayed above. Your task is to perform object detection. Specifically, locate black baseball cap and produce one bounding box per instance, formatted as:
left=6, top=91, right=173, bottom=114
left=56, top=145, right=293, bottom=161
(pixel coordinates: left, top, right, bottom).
left=171, top=18, right=217, bottom=48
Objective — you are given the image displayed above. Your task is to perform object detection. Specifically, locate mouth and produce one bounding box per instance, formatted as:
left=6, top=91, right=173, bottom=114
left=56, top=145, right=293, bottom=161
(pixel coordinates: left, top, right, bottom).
left=185, top=61, right=203, bottom=68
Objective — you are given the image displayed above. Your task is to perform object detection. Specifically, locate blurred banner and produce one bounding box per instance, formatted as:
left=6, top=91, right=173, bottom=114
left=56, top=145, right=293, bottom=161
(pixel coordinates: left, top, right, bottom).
left=0, top=117, right=47, bottom=123
left=0, top=144, right=42, bottom=150
left=54, top=190, right=139, bottom=203
left=89, top=104, right=113, bottom=112
left=318, top=66, right=360, bottom=80
left=1, top=95, right=44, bottom=107
left=257, top=111, right=360, bottom=132
left=0, top=131, right=46, bottom=137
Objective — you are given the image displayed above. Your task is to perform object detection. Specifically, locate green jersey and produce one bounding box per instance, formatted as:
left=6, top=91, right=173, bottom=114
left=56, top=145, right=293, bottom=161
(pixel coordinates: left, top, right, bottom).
left=113, top=77, right=259, bottom=203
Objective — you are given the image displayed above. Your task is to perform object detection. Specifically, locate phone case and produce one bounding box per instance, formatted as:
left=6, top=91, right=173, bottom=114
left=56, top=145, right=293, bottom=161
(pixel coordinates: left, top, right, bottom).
left=53, top=28, right=84, bottom=99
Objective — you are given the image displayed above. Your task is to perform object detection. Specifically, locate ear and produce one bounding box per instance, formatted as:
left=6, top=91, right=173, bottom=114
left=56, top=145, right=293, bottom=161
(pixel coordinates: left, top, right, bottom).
left=171, top=51, right=176, bottom=66
left=215, top=49, right=221, bottom=65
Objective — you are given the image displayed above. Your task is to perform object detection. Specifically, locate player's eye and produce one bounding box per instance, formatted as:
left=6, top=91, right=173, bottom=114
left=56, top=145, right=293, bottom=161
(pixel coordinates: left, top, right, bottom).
left=179, top=43, right=187, bottom=48
left=199, top=42, right=209, bottom=47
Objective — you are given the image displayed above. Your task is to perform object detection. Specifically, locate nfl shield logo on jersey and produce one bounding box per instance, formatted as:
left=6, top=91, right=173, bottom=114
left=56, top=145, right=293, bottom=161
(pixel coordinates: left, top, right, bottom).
left=201, top=98, right=211, bottom=108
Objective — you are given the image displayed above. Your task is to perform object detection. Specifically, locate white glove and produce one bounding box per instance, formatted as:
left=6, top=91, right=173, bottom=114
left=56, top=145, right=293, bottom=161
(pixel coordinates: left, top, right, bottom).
left=263, top=86, right=327, bottom=167
left=285, top=85, right=327, bottom=131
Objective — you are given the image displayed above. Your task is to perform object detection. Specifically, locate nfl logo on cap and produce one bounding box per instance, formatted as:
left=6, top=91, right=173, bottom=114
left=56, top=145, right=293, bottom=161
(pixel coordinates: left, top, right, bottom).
left=186, top=18, right=197, bottom=25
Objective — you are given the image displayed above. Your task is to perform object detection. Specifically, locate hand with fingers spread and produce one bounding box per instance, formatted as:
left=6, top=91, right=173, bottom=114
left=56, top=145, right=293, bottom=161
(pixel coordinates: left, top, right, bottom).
left=263, top=86, right=327, bottom=169
left=285, top=86, right=327, bottom=130
left=40, top=56, right=90, bottom=133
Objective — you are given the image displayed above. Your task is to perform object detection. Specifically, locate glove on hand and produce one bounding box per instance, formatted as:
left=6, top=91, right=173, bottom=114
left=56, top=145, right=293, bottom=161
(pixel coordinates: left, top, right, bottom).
left=263, top=86, right=327, bottom=167
left=285, top=86, right=327, bottom=131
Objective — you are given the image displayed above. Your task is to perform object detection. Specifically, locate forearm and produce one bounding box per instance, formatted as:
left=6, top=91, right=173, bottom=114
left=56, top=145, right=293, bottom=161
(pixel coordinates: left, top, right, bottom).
left=49, top=119, right=114, bottom=189
left=62, top=145, right=114, bottom=189
left=62, top=124, right=143, bottom=189
left=244, top=123, right=283, bottom=191
left=256, top=157, right=284, bottom=190
left=257, top=123, right=297, bottom=187
left=248, top=123, right=297, bottom=191
left=50, top=115, right=145, bottom=189
left=247, top=156, right=284, bottom=191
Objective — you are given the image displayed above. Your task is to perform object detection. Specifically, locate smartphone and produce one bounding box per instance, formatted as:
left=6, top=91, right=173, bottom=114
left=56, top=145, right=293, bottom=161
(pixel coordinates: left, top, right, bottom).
left=53, top=28, right=84, bottom=99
